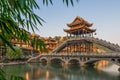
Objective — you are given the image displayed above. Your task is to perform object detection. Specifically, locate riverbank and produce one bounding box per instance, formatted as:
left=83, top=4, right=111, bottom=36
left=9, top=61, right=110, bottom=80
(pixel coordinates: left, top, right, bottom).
left=0, top=62, right=27, bottom=66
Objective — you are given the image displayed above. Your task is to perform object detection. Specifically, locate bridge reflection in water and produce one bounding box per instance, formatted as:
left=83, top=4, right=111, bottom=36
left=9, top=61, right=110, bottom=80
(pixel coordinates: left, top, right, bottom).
left=25, top=62, right=119, bottom=80
left=2, top=61, right=119, bottom=80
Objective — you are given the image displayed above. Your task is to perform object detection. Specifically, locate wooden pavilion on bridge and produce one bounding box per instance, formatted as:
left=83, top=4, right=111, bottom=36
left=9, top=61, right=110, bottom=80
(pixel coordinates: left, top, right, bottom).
left=64, top=16, right=96, bottom=37
left=63, top=16, right=96, bottom=53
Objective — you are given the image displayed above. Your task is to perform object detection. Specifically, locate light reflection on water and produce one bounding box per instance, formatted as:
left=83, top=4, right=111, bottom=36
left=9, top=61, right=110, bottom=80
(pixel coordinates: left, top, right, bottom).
left=2, top=61, right=120, bottom=80
left=25, top=72, right=29, bottom=80
left=94, top=60, right=120, bottom=75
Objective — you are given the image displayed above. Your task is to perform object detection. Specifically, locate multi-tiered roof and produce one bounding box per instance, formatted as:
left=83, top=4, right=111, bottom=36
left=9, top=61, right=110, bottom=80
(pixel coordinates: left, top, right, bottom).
left=64, top=16, right=96, bottom=35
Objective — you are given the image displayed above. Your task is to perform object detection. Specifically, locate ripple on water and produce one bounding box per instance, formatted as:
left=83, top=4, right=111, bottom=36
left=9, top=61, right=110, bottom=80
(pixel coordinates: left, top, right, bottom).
left=101, top=64, right=120, bottom=76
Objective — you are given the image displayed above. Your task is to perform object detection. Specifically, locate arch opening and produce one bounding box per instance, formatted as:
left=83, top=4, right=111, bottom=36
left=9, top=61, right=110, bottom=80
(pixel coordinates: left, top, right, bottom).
left=111, top=59, right=115, bottom=61
left=68, top=59, right=79, bottom=65
left=85, top=59, right=120, bottom=67
left=40, top=58, right=47, bottom=63
left=51, top=58, right=63, bottom=64
left=85, top=60, right=110, bottom=67
left=117, top=59, right=120, bottom=63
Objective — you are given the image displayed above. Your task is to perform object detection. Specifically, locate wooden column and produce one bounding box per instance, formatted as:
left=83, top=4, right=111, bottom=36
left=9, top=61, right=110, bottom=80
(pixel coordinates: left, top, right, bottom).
left=74, top=44, right=75, bottom=52
left=67, top=33, right=68, bottom=39
left=70, top=44, right=71, bottom=52
left=80, top=43, right=81, bottom=53
left=66, top=43, right=68, bottom=53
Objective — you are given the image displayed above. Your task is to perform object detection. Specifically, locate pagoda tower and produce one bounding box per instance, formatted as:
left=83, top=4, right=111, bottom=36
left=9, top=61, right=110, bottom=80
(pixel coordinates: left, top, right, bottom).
left=63, top=16, right=96, bottom=53
left=64, top=16, right=96, bottom=38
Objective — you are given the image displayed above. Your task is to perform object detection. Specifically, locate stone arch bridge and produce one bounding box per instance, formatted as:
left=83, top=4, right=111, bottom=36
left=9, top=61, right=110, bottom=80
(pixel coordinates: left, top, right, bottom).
left=28, top=37, right=120, bottom=67
left=28, top=53, right=120, bottom=66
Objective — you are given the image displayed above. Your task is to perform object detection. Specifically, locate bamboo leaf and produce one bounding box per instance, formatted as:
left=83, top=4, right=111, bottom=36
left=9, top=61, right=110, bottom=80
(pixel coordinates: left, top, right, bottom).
left=43, top=0, right=45, bottom=5
left=66, top=0, right=69, bottom=6
left=49, top=0, right=53, bottom=5
left=0, top=34, right=14, bottom=51
left=0, top=69, right=6, bottom=80
left=70, top=0, right=74, bottom=6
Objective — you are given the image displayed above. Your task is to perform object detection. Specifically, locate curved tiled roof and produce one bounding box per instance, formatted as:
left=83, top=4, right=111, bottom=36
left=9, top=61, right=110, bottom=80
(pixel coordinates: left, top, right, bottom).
left=64, top=16, right=95, bottom=35
left=67, top=16, right=93, bottom=27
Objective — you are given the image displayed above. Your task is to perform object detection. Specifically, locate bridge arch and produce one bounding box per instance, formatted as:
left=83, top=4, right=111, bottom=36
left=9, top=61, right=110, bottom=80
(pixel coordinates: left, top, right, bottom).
left=117, top=59, right=120, bottom=63
left=50, top=58, right=65, bottom=64
left=68, top=58, right=80, bottom=64
left=85, top=58, right=120, bottom=66
left=40, top=57, right=48, bottom=63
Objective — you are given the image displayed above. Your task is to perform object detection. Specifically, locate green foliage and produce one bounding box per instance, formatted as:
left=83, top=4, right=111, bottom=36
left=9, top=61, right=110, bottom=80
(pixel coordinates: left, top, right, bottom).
left=42, top=0, right=79, bottom=6
left=0, top=68, right=25, bottom=80
left=10, top=75, right=25, bottom=80
left=0, top=69, right=6, bottom=80
left=6, top=46, right=23, bottom=60
left=31, top=37, right=46, bottom=52
left=63, top=0, right=79, bottom=6
left=0, top=0, right=45, bottom=50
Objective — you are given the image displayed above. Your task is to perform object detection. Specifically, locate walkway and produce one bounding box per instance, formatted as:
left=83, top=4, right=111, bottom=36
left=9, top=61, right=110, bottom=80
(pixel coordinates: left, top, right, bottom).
left=52, top=37, right=120, bottom=53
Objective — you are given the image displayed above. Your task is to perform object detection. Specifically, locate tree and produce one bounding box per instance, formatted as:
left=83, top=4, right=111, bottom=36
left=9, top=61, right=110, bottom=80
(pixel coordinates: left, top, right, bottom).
left=0, top=0, right=45, bottom=49
left=54, top=36, right=61, bottom=41
left=6, top=46, right=23, bottom=60
left=0, top=0, right=79, bottom=49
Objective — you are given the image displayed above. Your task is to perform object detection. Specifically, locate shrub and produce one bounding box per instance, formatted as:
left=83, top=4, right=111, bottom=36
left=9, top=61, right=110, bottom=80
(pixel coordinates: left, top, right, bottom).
left=6, top=46, right=23, bottom=60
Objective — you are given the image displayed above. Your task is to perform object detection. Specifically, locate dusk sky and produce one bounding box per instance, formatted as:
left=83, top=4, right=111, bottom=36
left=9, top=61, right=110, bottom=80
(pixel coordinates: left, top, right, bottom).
left=33, top=0, right=120, bottom=45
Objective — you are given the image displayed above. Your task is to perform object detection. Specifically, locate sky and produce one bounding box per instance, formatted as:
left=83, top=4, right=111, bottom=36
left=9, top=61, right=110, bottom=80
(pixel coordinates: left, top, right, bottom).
left=32, top=0, right=120, bottom=45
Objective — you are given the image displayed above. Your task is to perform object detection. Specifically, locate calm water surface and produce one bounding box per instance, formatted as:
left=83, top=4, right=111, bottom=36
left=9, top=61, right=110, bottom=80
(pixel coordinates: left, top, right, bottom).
left=2, top=61, right=120, bottom=80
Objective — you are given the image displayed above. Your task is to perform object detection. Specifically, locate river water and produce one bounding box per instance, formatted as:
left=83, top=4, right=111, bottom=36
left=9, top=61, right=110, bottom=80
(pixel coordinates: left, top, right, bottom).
left=2, top=61, right=120, bottom=80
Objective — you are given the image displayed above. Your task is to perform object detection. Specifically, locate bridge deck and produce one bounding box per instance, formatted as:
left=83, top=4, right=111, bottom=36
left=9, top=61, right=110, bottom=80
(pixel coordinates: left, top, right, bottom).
left=40, top=53, right=120, bottom=58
